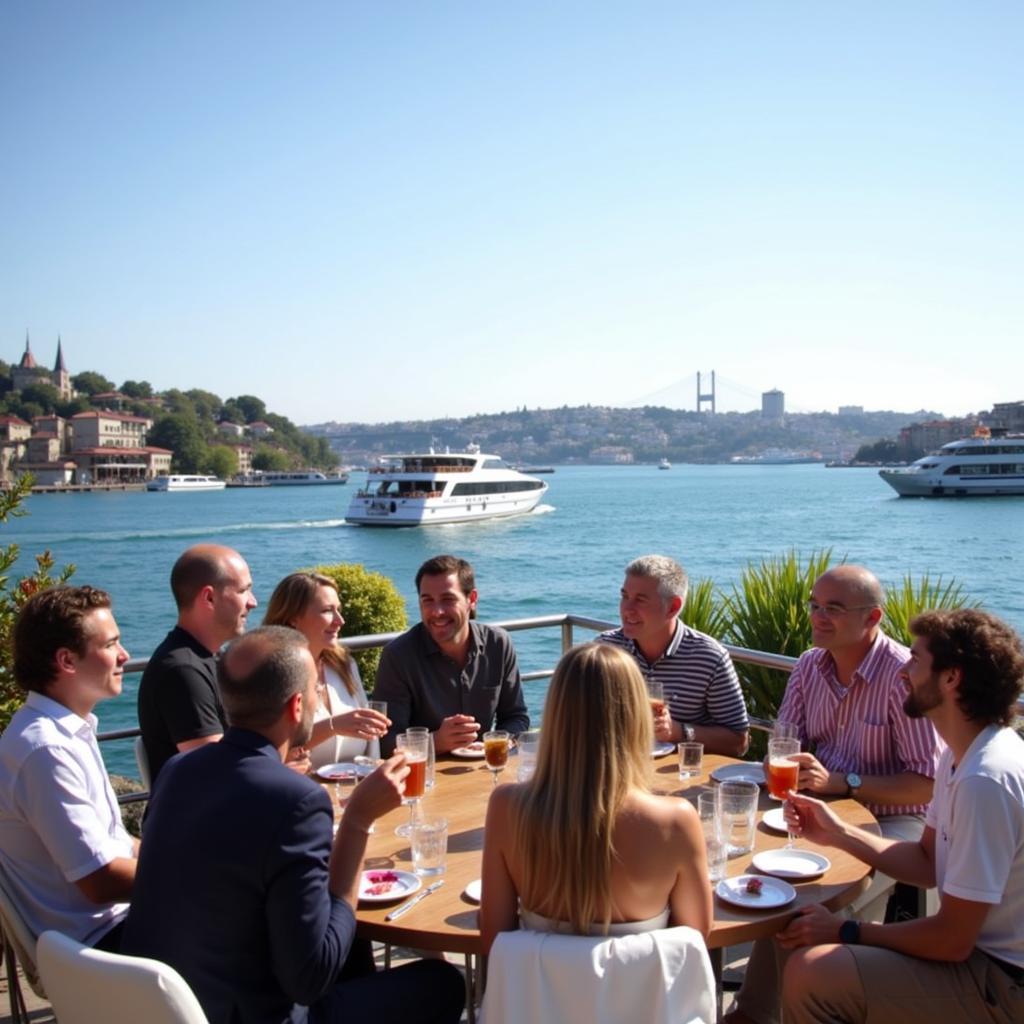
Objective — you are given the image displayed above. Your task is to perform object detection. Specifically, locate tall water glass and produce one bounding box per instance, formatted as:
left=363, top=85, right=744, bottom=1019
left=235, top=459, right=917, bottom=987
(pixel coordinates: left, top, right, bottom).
left=516, top=729, right=541, bottom=782
left=406, top=726, right=435, bottom=789
left=698, top=790, right=727, bottom=882
left=718, top=780, right=759, bottom=856
left=395, top=731, right=429, bottom=838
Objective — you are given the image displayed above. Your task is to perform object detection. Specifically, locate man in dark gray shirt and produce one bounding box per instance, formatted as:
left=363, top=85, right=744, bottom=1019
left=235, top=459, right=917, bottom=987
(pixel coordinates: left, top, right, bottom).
left=375, top=555, right=529, bottom=755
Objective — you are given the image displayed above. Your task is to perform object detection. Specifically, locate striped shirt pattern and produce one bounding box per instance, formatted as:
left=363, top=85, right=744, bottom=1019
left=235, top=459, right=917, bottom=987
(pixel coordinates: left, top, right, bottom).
left=777, top=631, right=942, bottom=817
left=598, top=623, right=750, bottom=732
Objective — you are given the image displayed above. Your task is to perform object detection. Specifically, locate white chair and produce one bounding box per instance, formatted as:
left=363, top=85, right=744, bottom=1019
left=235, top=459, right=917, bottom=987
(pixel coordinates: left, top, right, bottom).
left=0, top=860, right=45, bottom=1024
left=134, top=735, right=153, bottom=792
left=37, top=929, right=209, bottom=1024
left=480, top=925, right=716, bottom=1024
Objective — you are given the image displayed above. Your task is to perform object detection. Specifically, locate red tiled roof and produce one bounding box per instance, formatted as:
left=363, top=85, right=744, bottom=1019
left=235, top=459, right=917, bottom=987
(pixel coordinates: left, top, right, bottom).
left=71, top=411, right=150, bottom=424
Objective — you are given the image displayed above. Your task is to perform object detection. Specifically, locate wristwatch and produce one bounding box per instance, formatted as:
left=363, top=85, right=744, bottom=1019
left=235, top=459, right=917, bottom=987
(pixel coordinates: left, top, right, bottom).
left=838, top=919, right=861, bottom=944
left=845, top=772, right=862, bottom=798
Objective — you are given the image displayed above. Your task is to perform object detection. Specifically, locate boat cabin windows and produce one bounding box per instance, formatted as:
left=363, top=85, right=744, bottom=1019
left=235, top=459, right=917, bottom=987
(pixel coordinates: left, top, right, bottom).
left=481, top=458, right=507, bottom=470
left=450, top=480, right=545, bottom=496
left=945, top=463, right=1024, bottom=477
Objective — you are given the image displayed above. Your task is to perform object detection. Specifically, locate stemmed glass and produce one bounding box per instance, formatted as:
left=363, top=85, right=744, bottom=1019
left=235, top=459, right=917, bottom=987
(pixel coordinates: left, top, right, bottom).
left=767, top=737, right=800, bottom=848
left=395, top=730, right=429, bottom=838
left=483, top=730, right=510, bottom=786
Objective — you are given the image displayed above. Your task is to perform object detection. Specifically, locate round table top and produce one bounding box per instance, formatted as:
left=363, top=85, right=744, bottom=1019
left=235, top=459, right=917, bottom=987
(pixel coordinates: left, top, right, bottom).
left=336, top=751, right=878, bottom=955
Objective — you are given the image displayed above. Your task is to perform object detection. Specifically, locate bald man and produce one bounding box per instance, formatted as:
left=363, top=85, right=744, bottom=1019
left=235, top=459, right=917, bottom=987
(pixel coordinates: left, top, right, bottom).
left=726, top=565, right=942, bottom=1024
left=137, top=544, right=257, bottom=783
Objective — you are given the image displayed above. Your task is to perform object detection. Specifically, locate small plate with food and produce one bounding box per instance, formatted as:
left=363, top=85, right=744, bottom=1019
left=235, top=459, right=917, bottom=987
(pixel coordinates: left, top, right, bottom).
left=715, top=874, right=796, bottom=909
left=358, top=870, right=421, bottom=903
left=451, top=742, right=487, bottom=759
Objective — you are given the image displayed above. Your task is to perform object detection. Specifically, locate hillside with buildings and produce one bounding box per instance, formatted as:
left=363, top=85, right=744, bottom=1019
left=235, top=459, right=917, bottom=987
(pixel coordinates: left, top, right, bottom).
left=0, top=336, right=336, bottom=487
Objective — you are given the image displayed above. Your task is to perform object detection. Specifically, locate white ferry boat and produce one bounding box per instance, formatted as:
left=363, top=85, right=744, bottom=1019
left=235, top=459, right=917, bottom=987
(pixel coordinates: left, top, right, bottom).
left=345, top=446, right=548, bottom=526
left=240, top=470, right=349, bottom=486
left=658, top=458, right=672, bottom=470
left=146, top=475, right=226, bottom=492
left=879, top=429, right=1024, bottom=497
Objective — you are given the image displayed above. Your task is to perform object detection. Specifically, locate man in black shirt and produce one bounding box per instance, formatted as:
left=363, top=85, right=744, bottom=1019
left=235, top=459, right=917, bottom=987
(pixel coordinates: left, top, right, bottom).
left=137, top=544, right=257, bottom=782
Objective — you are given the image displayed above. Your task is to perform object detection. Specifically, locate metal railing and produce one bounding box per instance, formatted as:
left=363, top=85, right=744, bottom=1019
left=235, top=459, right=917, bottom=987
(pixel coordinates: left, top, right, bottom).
left=103, top=613, right=797, bottom=802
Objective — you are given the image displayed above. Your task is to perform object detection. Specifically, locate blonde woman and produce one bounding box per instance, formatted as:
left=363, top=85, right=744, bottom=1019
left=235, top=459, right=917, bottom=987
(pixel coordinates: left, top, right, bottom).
left=263, top=572, right=388, bottom=768
left=480, top=642, right=711, bottom=951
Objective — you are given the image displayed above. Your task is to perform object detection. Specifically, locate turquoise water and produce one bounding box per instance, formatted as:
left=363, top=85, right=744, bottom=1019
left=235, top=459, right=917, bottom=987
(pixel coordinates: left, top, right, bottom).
left=9, top=465, right=1023, bottom=775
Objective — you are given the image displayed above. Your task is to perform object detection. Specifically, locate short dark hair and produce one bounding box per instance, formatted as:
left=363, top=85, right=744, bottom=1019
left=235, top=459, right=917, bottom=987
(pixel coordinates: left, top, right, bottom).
left=217, top=626, right=312, bottom=731
left=415, top=555, right=475, bottom=597
left=14, top=586, right=113, bottom=693
left=170, top=546, right=234, bottom=610
left=910, top=609, right=1024, bottom=727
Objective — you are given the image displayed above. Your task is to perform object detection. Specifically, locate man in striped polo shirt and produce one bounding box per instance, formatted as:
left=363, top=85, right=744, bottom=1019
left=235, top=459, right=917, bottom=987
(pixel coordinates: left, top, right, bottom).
left=725, top=564, right=941, bottom=1024
left=598, top=554, right=750, bottom=757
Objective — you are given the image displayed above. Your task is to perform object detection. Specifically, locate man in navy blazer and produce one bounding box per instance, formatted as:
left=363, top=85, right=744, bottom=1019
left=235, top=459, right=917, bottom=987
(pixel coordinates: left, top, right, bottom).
left=122, top=626, right=463, bottom=1024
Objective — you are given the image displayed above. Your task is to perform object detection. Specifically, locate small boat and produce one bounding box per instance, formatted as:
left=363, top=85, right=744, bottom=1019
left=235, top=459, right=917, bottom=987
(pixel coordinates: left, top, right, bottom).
left=879, top=428, right=1024, bottom=497
left=346, top=445, right=548, bottom=526
left=658, top=458, right=671, bottom=470
left=146, top=475, right=226, bottom=492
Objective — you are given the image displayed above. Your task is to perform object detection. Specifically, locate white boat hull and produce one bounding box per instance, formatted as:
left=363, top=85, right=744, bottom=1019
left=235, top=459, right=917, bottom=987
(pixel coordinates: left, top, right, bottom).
left=879, top=469, right=1024, bottom=497
left=146, top=476, right=226, bottom=492
left=346, top=488, right=546, bottom=526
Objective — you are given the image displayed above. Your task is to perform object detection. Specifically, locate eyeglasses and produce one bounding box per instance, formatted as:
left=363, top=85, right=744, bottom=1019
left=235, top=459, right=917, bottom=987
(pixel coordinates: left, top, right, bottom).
left=805, top=600, right=877, bottom=619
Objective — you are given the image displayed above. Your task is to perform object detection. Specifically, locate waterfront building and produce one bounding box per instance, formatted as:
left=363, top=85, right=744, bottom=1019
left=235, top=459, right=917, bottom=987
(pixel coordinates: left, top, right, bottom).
left=991, top=400, right=1024, bottom=432
left=898, top=418, right=975, bottom=455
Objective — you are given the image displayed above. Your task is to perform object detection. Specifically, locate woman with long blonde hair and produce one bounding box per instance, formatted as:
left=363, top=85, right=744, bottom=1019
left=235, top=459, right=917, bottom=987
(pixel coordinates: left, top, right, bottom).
left=263, top=572, right=388, bottom=768
left=480, top=642, right=710, bottom=950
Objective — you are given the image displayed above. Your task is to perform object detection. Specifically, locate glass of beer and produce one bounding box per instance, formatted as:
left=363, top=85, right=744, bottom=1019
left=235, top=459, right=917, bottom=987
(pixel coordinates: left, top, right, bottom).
left=395, top=730, right=429, bottom=837
left=483, top=730, right=510, bottom=786
left=767, top=737, right=800, bottom=848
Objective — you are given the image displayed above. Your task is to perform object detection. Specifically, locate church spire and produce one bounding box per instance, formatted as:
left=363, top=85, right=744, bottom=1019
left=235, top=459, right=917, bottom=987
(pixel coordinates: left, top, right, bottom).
left=54, top=335, right=67, bottom=372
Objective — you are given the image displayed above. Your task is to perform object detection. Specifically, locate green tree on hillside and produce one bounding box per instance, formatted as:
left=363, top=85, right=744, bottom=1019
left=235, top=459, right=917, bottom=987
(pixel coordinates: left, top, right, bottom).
left=149, top=414, right=206, bottom=472
left=121, top=380, right=154, bottom=398
left=72, top=371, right=115, bottom=395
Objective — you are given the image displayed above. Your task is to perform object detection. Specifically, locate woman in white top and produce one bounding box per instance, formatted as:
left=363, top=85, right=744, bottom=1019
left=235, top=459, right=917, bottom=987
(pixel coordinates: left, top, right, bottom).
left=480, top=642, right=711, bottom=953
left=263, top=572, right=388, bottom=768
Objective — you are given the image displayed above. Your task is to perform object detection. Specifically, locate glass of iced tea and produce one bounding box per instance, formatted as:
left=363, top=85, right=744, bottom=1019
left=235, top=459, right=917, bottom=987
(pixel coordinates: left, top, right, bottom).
left=395, top=730, right=430, bottom=837
left=767, top=737, right=800, bottom=848
left=483, top=730, right=510, bottom=786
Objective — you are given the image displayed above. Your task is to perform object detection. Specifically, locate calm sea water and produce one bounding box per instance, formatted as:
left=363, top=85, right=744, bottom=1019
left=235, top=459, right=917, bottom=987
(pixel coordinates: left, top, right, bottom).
left=9, top=465, right=1023, bottom=776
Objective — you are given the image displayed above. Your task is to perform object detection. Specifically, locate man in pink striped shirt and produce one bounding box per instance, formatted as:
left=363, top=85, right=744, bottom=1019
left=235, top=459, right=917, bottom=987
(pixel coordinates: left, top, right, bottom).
left=725, top=565, right=941, bottom=1024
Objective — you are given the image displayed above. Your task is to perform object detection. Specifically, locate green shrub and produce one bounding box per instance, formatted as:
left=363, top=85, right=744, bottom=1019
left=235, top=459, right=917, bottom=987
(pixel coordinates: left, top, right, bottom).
left=723, top=549, right=837, bottom=728
left=882, top=574, right=978, bottom=647
left=309, top=563, right=408, bottom=683
left=680, top=577, right=730, bottom=639
left=0, top=477, right=76, bottom=734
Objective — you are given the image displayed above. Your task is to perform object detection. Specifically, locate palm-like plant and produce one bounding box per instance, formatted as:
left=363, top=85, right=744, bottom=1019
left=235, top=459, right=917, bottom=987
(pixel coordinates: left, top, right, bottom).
left=680, top=577, right=730, bottom=640
left=882, top=574, right=978, bottom=647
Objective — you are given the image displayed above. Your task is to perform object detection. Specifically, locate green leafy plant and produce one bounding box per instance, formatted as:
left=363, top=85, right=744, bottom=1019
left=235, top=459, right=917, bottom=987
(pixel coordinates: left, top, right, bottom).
left=0, top=477, right=76, bottom=733
left=309, top=563, right=408, bottom=683
left=722, top=549, right=837, bottom=728
left=680, top=576, right=730, bottom=639
left=882, top=574, right=978, bottom=647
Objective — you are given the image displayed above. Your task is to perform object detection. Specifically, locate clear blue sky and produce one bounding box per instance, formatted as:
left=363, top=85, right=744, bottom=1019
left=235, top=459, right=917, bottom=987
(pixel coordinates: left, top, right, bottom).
left=2, top=1, right=1021, bottom=424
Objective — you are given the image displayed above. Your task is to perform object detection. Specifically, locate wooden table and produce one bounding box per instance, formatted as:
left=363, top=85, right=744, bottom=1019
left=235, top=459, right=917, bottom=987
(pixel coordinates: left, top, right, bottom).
left=343, top=752, right=879, bottom=955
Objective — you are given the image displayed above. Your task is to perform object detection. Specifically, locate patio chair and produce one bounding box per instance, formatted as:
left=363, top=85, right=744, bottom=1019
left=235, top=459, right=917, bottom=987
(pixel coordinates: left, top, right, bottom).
left=0, top=859, right=47, bottom=1024
left=480, top=924, right=715, bottom=1024
left=134, top=735, right=153, bottom=791
left=37, top=929, right=209, bottom=1024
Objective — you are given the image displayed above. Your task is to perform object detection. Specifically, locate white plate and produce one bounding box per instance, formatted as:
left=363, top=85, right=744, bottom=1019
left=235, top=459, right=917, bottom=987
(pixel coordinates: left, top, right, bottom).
left=715, top=875, right=796, bottom=909
left=463, top=879, right=482, bottom=903
left=652, top=741, right=676, bottom=758
left=316, top=762, right=372, bottom=782
left=451, top=743, right=486, bottom=759
left=752, top=849, right=831, bottom=879
left=711, top=763, right=766, bottom=786
left=761, top=807, right=788, bottom=834
left=358, top=870, right=421, bottom=903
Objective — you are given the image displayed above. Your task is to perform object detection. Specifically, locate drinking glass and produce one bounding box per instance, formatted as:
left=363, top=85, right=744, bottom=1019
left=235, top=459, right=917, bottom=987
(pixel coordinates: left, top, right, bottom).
left=767, top=737, right=800, bottom=847
left=647, top=679, right=666, bottom=749
left=697, top=789, right=727, bottom=883
left=406, top=726, right=435, bottom=789
left=718, top=780, right=759, bottom=856
left=395, top=731, right=429, bottom=837
left=368, top=700, right=388, bottom=717
left=772, top=720, right=799, bottom=742
left=483, top=730, right=510, bottom=786
left=678, top=742, right=704, bottom=780
left=410, top=817, right=448, bottom=877
left=516, top=728, right=541, bottom=782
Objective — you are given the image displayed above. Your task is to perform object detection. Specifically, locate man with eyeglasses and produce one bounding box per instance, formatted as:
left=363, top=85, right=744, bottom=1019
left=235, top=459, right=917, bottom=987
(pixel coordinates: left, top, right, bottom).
left=725, top=565, right=941, bottom=1024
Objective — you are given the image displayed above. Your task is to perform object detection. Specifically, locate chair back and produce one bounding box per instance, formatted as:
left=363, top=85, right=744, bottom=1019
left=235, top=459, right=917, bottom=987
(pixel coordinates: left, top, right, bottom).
left=480, top=924, right=715, bottom=1024
left=37, top=929, right=209, bottom=1024
left=0, top=858, right=45, bottom=1000
left=134, top=735, right=153, bottom=792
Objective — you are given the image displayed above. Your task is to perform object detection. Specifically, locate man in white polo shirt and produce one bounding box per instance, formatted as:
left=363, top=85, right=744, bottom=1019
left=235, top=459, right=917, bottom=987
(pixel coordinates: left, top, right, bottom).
left=780, top=608, right=1024, bottom=1023
left=0, top=586, right=137, bottom=950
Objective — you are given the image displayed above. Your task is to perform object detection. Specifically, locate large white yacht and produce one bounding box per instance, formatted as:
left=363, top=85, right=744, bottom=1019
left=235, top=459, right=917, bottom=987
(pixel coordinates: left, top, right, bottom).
left=879, top=428, right=1024, bottom=497
left=237, top=469, right=349, bottom=486
left=345, top=446, right=548, bottom=526
left=146, top=475, right=226, bottom=492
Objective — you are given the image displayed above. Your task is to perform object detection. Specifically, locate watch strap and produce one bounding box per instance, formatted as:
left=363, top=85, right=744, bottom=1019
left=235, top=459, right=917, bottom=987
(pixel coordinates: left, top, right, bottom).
left=838, top=919, right=861, bottom=944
